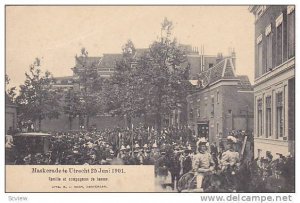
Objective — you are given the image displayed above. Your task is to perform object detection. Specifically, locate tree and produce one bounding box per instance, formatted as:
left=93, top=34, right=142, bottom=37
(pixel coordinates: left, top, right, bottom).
left=105, top=19, right=191, bottom=132
left=72, top=48, right=104, bottom=129
left=5, top=74, right=17, bottom=103
left=104, top=40, right=146, bottom=127
left=136, top=18, right=191, bottom=133
left=16, top=58, right=62, bottom=131
left=63, top=89, right=82, bottom=130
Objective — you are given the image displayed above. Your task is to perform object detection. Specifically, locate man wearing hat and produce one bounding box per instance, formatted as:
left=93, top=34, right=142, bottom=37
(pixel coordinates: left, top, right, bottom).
left=143, top=149, right=155, bottom=165
left=156, top=150, right=169, bottom=187
left=181, top=148, right=193, bottom=176
left=169, top=146, right=181, bottom=190
left=118, top=145, right=126, bottom=159
left=121, top=145, right=132, bottom=165
left=128, top=149, right=141, bottom=165
left=151, top=141, right=160, bottom=162
left=193, top=138, right=215, bottom=190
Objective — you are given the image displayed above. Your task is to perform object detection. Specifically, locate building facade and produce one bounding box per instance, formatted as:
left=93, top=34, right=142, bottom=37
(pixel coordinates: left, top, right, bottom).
left=249, top=5, right=295, bottom=157
left=5, top=94, right=17, bottom=134
left=187, top=55, right=254, bottom=146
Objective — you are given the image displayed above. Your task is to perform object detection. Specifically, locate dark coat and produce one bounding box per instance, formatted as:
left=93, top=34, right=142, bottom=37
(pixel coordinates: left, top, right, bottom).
left=182, top=155, right=192, bottom=175
left=143, top=156, right=155, bottom=165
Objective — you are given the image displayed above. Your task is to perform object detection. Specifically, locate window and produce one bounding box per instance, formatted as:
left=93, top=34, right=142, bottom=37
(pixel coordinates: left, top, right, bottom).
left=211, top=97, right=214, bottom=116
left=217, top=123, right=219, bottom=134
left=287, top=6, right=295, bottom=58
left=266, top=96, right=272, bottom=138
left=217, top=91, right=219, bottom=103
left=276, top=13, right=283, bottom=66
left=276, top=92, right=283, bottom=138
left=265, top=24, right=272, bottom=71
left=257, top=99, right=263, bottom=137
left=257, top=35, right=263, bottom=76
left=209, top=63, right=214, bottom=68
left=255, top=6, right=267, bottom=21
left=228, top=109, right=232, bottom=114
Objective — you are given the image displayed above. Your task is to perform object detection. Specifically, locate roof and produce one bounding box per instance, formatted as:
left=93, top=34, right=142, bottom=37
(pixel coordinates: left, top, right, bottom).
left=197, top=57, right=236, bottom=86
left=100, top=54, right=122, bottom=69
left=237, top=75, right=253, bottom=91
left=75, top=56, right=102, bottom=69
left=192, top=57, right=253, bottom=91
left=134, top=48, right=149, bottom=58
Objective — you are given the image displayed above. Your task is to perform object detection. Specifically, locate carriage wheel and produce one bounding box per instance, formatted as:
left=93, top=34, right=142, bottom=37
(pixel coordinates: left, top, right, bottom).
left=177, top=172, right=196, bottom=192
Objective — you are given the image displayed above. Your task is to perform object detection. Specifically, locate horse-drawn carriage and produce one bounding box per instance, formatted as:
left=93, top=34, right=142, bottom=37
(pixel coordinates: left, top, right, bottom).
left=6, top=132, right=51, bottom=164
left=177, top=165, right=240, bottom=192
left=14, top=132, right=51, bottom=154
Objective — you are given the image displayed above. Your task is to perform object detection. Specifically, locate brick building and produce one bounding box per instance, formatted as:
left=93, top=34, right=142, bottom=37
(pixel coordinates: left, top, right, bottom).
left=249, top=5, right=295, bottom=157
left=186, top=55, right=254, bottom=146
left=43, top=45, right=221, bottom=131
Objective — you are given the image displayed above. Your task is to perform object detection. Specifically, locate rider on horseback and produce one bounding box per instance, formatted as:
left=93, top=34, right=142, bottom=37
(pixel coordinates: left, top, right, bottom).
left=220, top=135, right=240, bottom=192
left=193, top=138, right=215, bottom=190
left=220, top=136, right=240, bottom=170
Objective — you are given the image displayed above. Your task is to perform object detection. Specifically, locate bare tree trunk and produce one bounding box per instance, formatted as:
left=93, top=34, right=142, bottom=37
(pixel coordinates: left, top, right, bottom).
left=156, top=90, right=162, bottom=135
left=38, top=117, right=42, bottom=132
left=156, top=112, right=162, bottom=135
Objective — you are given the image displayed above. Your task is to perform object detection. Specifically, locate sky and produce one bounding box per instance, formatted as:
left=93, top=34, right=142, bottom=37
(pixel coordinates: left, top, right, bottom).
left=6, top=6, right=255, bottom=89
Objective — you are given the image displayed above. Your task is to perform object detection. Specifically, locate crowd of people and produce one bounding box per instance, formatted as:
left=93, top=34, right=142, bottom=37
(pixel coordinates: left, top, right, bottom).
left=5, top=124, right=294, bottom=192
left=6, top=124, right=243, bottom=190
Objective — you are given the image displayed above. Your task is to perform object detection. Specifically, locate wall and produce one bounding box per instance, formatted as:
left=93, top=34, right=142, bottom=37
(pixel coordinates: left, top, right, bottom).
left=5, top=105, right=17, bottom=134
left=254, top=6, right=290, bottom=79
left=254, top=138, right=289, bottom=158
left=187, top=82, right=254, bottom=144
left=222, top=86, right=254, bottom=135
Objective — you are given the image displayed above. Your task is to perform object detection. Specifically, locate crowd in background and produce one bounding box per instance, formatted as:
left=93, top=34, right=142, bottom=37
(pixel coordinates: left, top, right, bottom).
left=5, top=124, right=294, bottom=192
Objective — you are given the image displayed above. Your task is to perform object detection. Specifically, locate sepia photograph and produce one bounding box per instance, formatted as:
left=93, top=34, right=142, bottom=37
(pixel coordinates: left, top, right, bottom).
left=5, top=5, right=295, bottom=193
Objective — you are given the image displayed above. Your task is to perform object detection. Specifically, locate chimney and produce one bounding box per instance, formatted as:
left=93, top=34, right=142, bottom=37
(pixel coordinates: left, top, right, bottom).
left=231, top=49, right=236, bottom=70
left=216, top=52, right=223, bottom=63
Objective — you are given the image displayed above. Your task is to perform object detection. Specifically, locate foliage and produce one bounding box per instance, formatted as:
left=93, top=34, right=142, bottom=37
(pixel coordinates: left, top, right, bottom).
left=5, top=74, right=17, bottom=103
left=72, top=48, right=105, bottom=128
left=135, top=18, right=191, bottom=132
left=15, top=58, right=62, bottom=130
left=63, top=89, right=83, bottom=129
left=104, top=40, right=146, bottom=124
left=105, top=18, right=191, bottom=131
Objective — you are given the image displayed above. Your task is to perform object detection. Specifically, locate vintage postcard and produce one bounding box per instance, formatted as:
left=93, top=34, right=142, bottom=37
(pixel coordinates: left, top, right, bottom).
left=5, top=5, right=295, bottom=194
